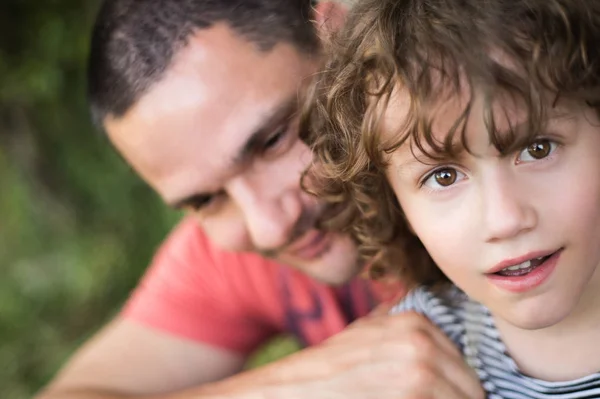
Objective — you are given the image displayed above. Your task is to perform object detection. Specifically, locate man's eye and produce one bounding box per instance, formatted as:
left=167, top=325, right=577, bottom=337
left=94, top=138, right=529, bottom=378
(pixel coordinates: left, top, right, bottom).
left=185, top=192, right=224, bottom=212
left=187, top=196, right=213, bottom=211
left=263, top=128, right=286, bottom=151
left=516, top=139, right=557, bottom=163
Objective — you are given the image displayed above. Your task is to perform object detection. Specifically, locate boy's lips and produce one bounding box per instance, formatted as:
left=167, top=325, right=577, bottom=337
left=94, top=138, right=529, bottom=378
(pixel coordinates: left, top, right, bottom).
left=485, top=248, right=563, bottom=294
left=486, top=249, right=561, bottom=274
left=284, top=230, right=332, bottom=261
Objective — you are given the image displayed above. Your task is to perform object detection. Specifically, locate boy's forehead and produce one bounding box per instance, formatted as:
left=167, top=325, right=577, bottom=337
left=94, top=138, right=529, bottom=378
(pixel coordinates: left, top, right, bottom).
left=378, top=50, right=523, bottom=141
left=380, top=80, right=576, bottom=162
left=380, top=82, right=472, bottom=144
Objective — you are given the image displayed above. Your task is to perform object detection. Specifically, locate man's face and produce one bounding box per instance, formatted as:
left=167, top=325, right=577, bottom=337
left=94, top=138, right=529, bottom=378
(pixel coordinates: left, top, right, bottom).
left=105, top=24, right=359, bottom=285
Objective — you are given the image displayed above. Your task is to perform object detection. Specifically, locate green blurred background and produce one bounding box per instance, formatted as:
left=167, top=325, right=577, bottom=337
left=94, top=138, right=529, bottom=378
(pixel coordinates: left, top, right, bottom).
left=0, top=2, right=297, bottom=398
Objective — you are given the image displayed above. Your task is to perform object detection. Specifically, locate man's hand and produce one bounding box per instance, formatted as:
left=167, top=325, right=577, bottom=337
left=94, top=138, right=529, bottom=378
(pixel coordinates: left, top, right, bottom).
left=192, top=312, right=485, bottom=399
left=39, top=313, right=484, bottom=399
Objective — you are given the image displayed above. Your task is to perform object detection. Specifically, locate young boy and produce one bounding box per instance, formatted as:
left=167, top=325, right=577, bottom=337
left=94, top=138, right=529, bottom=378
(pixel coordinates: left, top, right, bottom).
left=304, top=0, right=600, bottom=397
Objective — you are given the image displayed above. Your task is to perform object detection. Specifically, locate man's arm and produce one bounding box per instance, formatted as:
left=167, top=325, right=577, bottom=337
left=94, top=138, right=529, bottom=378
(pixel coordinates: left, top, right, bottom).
left=37, top=317, right=246, bottom=399
left=35, top=218, right=276, bottom=399
left=37, top=312, right=485, bottom=399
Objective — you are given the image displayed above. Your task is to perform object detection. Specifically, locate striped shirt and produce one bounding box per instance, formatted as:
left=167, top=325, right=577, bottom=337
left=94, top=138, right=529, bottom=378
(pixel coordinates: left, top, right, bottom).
left=390, top=285, right=600, bottom=398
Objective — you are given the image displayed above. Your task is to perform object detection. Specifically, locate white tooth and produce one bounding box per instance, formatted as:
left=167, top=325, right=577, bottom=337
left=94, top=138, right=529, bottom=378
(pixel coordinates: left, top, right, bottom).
left=505, top=260, right=531, bottom=271
left=519, top=260, right=532, bottom=269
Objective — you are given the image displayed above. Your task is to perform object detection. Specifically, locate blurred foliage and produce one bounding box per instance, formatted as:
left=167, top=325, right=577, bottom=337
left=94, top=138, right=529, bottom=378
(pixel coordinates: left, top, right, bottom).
left=0, top=1, right=297, bottom=398
left=0, top=1, right=180, bottom=397
left=246, top=336, right=302, bottom=369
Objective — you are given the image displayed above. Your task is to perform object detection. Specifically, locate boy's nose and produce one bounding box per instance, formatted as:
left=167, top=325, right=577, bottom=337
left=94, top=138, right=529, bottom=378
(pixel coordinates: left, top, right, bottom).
left=481, top=173, right=537, bottom=243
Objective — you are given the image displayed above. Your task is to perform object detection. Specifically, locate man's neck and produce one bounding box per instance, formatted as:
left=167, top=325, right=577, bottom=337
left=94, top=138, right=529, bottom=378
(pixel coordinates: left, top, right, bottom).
left=493, top=267, right=600, bottom=382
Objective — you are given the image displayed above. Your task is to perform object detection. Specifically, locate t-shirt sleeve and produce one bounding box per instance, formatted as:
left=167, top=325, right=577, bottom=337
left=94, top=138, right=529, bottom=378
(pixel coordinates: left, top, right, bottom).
left=121, top=218, right=278, bottom=354
left=389, top=285, right=465, bottom=347
left=389, top=286, right=437, bottom=315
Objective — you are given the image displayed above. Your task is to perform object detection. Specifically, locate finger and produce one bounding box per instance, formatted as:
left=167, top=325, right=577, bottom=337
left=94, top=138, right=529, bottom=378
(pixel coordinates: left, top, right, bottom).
left=430, top=377, right=483, bottom=399
left=385, top=311, right=465, bottom=361
left=345, top=311, right=464, bottom=365
left=341, top=359, right=477, bottom=399
left=435, top=353, right=485, bottom=399
left=368, top=291, right=407, bottom=316
left=369, top=301, right=396, bottom=317
left=373, top=313, right=484, bottom=398
left=391, top=319, right=483, bottom=399
left=398, top=361, right=482, bottom=399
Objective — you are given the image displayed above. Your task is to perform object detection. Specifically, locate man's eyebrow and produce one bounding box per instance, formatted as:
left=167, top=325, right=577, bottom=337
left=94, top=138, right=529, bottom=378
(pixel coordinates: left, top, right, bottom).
left=166, top=96, right=298, bottom=210
left=231, top=95, right=298, bottom=165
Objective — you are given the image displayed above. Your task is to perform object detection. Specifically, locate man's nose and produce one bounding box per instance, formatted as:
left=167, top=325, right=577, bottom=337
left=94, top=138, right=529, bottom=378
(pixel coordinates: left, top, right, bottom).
left=229, top=177, right=304, bottom=251
left=480, top=170, right=537, bottom=243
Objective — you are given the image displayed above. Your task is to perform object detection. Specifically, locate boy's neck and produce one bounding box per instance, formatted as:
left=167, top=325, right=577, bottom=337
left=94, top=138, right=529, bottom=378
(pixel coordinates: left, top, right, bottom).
left=493, top=267, right=600, bottom=382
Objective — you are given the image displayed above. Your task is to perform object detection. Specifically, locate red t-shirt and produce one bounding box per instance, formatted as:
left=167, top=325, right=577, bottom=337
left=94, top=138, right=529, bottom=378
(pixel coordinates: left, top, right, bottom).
left=122, top=218, right=401, bottom=354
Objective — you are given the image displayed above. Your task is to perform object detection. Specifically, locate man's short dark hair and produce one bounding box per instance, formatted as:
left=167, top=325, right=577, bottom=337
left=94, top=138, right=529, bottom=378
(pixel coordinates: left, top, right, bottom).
left=88, top=0, right=320, bottom=125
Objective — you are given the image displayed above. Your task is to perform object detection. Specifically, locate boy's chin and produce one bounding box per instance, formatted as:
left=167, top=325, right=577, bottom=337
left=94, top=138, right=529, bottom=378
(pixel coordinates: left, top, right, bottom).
left=490, top=297, right=577, bottom=331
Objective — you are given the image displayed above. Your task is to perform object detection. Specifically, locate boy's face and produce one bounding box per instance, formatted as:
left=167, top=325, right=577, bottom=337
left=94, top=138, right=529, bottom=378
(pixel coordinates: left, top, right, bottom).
left=104, top=24, right=360, bottom=285
left=383, top=89, right=600, bottom=330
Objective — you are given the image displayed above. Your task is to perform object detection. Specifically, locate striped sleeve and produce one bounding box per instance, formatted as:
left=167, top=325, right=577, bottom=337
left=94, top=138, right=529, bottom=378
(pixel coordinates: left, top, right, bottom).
left=389, top=285, right=465, bottom=347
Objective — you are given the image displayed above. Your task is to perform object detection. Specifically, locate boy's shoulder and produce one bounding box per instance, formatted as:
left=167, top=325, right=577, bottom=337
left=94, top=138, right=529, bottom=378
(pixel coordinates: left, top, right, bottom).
left=390, top=284, right=468, bottom=315
left=389, top=284, right=485, bottom=348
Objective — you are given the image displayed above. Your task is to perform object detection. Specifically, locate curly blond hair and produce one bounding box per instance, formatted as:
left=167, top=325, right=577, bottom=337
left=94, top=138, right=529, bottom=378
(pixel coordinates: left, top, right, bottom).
left=303, top=0, right=600, bottom=288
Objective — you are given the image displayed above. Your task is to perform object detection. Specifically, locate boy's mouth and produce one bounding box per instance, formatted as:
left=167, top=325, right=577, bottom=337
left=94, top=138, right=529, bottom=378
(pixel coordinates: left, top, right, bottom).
left=487, top=248, right=562, bottom=277
left=486, top=249, right=563, bottom=293
left=493, top=254, right=553, bottom=277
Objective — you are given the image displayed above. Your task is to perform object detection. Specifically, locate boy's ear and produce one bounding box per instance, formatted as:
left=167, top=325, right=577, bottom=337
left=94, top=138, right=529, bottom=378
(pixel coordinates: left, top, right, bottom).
left=312, top=1, right=348, bottom=43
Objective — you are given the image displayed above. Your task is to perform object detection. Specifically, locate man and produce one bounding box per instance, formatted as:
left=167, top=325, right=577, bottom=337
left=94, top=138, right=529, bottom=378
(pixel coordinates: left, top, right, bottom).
left=37, top=0, right=483, bottom=398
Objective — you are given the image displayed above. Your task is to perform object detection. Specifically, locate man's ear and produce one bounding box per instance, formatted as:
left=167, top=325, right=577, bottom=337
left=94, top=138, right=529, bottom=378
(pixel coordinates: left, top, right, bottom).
left=312, top=1, right=348, bottom=43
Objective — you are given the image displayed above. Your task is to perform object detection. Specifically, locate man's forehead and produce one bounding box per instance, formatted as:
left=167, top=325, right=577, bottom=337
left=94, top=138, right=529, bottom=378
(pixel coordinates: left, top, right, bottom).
left=105, top=24, right=315, bottom=203
left=107, top=89, right=301, bottom=198
left=132, top=24, right=309, bottom=116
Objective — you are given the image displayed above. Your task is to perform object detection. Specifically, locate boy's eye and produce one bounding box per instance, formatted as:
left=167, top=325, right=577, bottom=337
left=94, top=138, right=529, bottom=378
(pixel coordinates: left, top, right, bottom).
left=433, top=169, right=458, bottom=186
left=422, top=167, right=466, bottom=189
left=517, top=139, right=557, bottom=163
